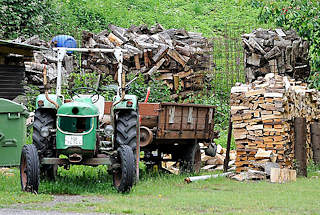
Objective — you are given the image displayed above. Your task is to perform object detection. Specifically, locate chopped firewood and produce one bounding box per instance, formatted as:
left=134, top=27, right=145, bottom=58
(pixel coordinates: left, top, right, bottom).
left=80, top=24, right=213, bottom=101
left=242, top=28, right=309, bottom=82
left=270, top=168, right=296, bottom=183
left=231, top=72, right=319, bottom=173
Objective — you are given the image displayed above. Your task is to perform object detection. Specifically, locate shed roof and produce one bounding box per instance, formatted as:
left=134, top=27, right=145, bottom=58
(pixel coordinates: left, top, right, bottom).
left=0, top=39, right=48, bottom=57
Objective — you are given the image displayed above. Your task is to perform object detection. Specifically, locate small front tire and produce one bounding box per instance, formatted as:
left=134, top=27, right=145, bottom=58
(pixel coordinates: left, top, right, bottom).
left=20, top=144, right=40, bottom=193
left=113, top=145, right=135, bottom=193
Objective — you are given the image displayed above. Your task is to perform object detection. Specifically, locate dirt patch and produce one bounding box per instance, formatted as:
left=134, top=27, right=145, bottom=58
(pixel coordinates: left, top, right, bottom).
left=8, top=195, right=107, bottom=214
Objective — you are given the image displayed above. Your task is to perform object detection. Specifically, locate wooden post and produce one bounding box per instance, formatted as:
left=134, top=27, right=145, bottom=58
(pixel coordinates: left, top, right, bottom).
left=223, top=116, right=232, bottom=172
left=311, top=122, right=320, bottom=164
left=173, top=75, right=180, bottom=92
left=294, top=117, right=307, bottom=177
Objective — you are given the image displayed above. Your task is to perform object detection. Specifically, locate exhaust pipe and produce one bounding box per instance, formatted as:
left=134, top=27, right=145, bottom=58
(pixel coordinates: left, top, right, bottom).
left=69, top=153, right=82, bottom=163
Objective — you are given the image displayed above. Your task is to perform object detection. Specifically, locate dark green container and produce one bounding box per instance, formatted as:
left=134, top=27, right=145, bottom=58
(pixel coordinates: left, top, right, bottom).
left=0, top=98, right=29, bottom=167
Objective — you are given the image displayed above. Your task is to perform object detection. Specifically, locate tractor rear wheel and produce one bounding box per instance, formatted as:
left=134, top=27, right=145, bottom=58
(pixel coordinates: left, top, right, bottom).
left=115, top=110, right=138, bottom=151
left=180, top=143, right=201, bottom=174
left=33, top=109, right=56, bottom=180
left=20, top=144, right=40, bottom=193
left=115, top=110, right=138, bottom=179
left=113, top=145, right=135, bottom=193
left=33, top=109, right=55, bottom=154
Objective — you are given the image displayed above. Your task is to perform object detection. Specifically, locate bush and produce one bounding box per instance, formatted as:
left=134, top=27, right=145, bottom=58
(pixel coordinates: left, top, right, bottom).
left=0, top=0, right=56, bottom=39
left=257, top=0, right=320, bottom=89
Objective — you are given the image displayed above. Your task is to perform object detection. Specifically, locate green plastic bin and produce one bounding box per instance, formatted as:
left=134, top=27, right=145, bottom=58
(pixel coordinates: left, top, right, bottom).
left=0, top=98, right=29, bottom=167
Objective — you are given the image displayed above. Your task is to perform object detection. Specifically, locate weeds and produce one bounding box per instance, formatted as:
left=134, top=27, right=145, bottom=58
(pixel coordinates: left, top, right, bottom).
left=1, top=166, right=320, bottom=214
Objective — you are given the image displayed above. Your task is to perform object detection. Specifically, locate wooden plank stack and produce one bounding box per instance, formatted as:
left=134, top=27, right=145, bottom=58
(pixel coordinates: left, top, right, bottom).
left=242, top=28, right=310, bottom=82
left=81, top=24, right=213, bottom=99
left=231, top=73, right=320, bottom=173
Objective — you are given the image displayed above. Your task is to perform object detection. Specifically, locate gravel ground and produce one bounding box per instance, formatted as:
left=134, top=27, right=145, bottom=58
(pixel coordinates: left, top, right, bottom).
left=0, top=208, right=107, bottom=215
left=0, top=195, right=109, bottom=215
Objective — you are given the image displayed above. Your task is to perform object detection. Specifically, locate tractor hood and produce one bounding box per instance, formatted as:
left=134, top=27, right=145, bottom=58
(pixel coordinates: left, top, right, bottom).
left=57, top=100, right=99, bottom=117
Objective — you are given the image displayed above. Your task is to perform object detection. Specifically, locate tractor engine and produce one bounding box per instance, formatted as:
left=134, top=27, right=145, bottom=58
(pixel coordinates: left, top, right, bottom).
left=56, top=98, right=99, bottom=161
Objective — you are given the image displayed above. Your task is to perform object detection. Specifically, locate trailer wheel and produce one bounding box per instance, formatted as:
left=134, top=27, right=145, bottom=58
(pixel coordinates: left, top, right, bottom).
left=180, top=143, right=201, bottom=174
left=20, top=144, right=40, bottom=193
left=113, top=145, right=135, bottom=193
left=33, top=109, right=55, bottom=154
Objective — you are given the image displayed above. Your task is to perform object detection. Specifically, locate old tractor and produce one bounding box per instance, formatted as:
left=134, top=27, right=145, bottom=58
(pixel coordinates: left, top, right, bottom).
left=20, top=48, right=139, bottom=193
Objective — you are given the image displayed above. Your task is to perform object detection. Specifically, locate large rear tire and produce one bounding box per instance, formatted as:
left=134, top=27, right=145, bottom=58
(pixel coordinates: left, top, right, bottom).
left=33, top=109, right=55, bottom=155
left=113, top=145, right=135, bottom=193
left=180, top=143, right=201, bottom=174
left=115, top=110, right=138, bottom=151
left=20, top=144, right=40, bottom=193
left=115, top=110, right=138, bottom=179
left=33, top=109, right=56, bottom=180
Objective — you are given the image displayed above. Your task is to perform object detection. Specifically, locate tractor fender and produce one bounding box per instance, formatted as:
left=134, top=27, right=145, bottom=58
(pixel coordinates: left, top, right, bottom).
left=36, top=94, right=63, bottom=109
left=113, top=95, right=138, bottom=111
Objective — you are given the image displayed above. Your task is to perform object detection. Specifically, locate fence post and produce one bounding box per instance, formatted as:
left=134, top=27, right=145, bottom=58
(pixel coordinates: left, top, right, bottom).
left=294, top=117, right=307, bottom=177
left=311, top=122, right=320, bottom=164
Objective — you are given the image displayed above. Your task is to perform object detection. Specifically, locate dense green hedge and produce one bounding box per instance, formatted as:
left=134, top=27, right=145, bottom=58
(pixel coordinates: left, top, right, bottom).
left=0, top=0, right=56, bottom=39
left=256, top=0, right=320, bottom=89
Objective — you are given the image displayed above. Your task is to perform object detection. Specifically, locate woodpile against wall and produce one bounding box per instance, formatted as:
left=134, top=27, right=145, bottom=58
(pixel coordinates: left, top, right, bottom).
left=242, top=28, right=310, bottom=83
left=231, top=73, right=320, bottom=173
left=81, top=24, right=213, bottom=99
left=8, top=25, right=214, bottom=100
left=8, top=35, right=74, bottom=86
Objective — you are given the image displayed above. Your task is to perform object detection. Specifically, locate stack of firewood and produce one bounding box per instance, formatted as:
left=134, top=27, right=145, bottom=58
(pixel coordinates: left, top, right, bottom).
left=81, top=24, right=213, bottom=99
left=24, top=50, right=73, bottom=85
left=284, top=82, right=320, bottom=161
left=231, top=73, right=320, bottom=172
left=10, top=35, right=73, bottom=85
left=242, top=28, right=309, bottom=82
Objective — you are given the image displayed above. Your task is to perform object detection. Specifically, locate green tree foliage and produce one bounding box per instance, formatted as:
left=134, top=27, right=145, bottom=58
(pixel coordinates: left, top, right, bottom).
left=257, top=0, right=320, bottom=89
left=0, top=0, right=56, bottom=39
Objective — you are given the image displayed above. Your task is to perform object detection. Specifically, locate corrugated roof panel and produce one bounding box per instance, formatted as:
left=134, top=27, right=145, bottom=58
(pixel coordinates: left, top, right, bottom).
left=0, top=65, right=25, bottom=100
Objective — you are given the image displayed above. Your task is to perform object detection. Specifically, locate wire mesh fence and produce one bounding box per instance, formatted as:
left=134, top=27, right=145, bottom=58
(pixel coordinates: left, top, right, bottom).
left=210, top=24, right=255, bottom=98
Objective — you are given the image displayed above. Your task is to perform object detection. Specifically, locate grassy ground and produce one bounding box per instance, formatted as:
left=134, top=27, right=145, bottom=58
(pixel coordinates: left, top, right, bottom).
left=1, top=166, right=320, bottom=215
left=51, top=0, right=273, bottom=40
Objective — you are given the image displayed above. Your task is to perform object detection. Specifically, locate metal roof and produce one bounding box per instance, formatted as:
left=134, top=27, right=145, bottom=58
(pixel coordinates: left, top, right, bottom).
left=0, top=39, right=48, bottom=56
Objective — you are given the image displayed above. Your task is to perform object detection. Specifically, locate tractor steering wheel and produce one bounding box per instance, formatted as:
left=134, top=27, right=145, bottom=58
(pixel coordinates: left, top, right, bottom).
left=70, top=87, right=100, bottom=103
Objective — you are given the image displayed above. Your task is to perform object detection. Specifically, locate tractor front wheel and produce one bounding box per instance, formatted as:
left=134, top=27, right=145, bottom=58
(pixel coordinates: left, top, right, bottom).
left=113, top=145, right=135, bottom=193
left=20, top=144, right=40, bottom=193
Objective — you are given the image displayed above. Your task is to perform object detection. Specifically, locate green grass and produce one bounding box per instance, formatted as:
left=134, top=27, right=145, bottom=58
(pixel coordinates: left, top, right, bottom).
left=50, top=0, right=273, bottom=41
left=1, top=166, right=320, bottom=214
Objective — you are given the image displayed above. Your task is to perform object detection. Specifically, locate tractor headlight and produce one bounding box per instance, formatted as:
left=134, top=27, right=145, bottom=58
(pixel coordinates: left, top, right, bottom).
left=104, top=125, right=114, bottom=138
left=40, top=126, right=50, bottom=137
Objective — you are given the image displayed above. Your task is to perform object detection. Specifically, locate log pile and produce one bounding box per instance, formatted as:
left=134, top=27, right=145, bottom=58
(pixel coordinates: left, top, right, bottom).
left=81, top=24, right=213, bottom=99
left=24, top=50, right=73, bottom=85
left=9, top=35, right=73, bottom=86
left=201, top=144, right=236, bottom=171
left=231, top=73, right=320, bottom=173
left=242, top=28, right=310, bottom=83
left=162, top=144, right=237, bottom=174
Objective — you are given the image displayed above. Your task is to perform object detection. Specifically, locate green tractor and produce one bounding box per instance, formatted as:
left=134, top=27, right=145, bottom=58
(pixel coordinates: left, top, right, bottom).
left=20, top=48, right=139, bottom=193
